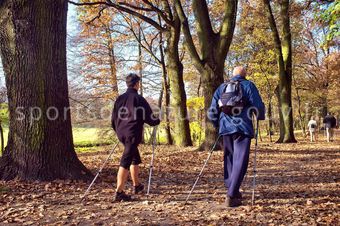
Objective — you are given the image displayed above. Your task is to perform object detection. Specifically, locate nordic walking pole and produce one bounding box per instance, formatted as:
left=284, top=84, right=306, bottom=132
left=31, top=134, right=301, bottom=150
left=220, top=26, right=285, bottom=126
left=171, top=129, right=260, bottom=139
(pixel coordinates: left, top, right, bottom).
left=82, top=142, right=119, bottom=200
left=251, top=119, right=259, bottom=206
left=147, top=125, right=158, bottom=195
left=185, top=135, right=222, bottom=204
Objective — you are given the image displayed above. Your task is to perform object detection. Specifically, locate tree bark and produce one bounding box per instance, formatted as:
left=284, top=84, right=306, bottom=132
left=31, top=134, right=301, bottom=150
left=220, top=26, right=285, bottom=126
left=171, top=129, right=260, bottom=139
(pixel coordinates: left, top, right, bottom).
left=159, top=32, right=173, bottom=145
left=165, top=13, right=192, bottom=146
left=105, top=28, right=118, bottom=98
left=0, top=0, right=92, bottom=181
left=263, top=0, right=297, bottom=143
left=175, top=0, right=238, bottom=150
left=199, top=65, right=224, bottom=150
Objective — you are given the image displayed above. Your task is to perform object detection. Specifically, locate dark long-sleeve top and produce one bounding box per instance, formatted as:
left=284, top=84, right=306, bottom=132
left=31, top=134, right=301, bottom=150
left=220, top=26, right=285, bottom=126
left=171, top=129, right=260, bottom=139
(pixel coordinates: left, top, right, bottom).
left=323, top=115, right=337, bottom=128
left=111, top=88, right=160, bottom=144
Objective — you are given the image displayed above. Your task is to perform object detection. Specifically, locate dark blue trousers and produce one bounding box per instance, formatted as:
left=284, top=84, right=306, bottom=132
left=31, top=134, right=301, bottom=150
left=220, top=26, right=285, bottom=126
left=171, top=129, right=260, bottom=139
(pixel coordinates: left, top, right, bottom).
left=223, top=133, right=251, bottom=197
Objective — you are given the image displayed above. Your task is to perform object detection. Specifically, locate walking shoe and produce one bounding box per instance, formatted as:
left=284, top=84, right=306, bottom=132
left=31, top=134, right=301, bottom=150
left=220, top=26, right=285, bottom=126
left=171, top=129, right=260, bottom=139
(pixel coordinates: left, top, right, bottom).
left=134, top=183, right=144, bottom=194
left=114, top=191, right=132, bottom=202
left=226, top=191, right=242, bottom=199
left=226, top=196, right=242, bottom=207
left=235, top=192, right=242, bottom=199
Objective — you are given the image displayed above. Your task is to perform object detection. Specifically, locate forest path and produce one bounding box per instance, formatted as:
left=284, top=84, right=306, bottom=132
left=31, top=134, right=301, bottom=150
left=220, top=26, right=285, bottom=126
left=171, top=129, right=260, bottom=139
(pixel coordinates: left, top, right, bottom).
left=1, top=136, right=339, bottom=225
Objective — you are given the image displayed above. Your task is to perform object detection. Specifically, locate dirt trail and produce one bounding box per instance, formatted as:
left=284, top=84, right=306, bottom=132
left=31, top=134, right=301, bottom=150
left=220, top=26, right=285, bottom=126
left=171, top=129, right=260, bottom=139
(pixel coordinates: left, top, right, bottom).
left=1, top=138, right=339, bottom=225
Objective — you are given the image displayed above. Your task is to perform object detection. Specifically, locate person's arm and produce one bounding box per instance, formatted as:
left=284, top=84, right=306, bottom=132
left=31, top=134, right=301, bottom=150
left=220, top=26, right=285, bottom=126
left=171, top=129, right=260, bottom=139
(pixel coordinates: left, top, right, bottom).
left=332, top=117, right=337, bottom=128
left=111, top=116, right=116, bottom=131
left=111, top=104, right=116, bottom=131
left=140, top=97, right=160, bottom=126
left=247, top=82, right=265, bottom=120
left=207, top=85, right=223, bottom=128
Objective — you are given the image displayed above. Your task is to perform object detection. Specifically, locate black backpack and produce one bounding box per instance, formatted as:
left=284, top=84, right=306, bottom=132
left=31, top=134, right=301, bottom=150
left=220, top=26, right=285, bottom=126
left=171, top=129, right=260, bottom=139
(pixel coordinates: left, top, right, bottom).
left=218, top=79, right=246, bottom=115
left=311, top=124, right=316, bottom=129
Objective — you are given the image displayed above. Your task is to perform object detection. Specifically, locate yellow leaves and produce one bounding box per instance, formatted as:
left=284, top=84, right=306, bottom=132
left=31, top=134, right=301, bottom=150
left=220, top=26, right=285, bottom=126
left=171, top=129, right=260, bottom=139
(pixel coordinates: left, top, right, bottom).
left=187, top=97, right=204, bottom=110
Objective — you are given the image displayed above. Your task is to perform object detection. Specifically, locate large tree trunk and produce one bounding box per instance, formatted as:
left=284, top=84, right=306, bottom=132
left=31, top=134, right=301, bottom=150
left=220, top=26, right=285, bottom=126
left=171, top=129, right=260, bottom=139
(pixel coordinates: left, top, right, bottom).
left=165, top=16, right=192, bottom=147
left=199, top=64, right=224, bottom=150
left=163, top=74, right=173, bottom=145
left=157, top=14, right=173, bottom=145
left=0, top=0, right=92, bottom=181
left=277, top=0, right=296, bottom=143
left=264, top=0, right=296, bottom=143
left=175, top=0, right=238, bottom=150
left=276, top=74, right=296, bottom=143
left=160, top=54, right=173, bottom=145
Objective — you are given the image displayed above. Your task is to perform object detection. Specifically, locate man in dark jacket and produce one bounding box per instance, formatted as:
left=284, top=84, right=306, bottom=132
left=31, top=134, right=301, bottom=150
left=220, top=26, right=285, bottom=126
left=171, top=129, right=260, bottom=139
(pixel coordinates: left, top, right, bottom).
left=323, top=113, right=336, bottom=142
left=208, top=66, right=265, bottom=207
left=111, top=73, right=160, bottom=201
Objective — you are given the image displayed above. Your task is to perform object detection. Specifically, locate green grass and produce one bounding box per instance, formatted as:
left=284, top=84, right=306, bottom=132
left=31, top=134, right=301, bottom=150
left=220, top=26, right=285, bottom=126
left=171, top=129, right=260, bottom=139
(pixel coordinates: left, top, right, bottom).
left=0, top=127, right=114, bottom=155
left=72, top=127, right=101, bottom=147
left=1, top=127, right=8, bottom=146
left=0, top=127, right=103, bottom=147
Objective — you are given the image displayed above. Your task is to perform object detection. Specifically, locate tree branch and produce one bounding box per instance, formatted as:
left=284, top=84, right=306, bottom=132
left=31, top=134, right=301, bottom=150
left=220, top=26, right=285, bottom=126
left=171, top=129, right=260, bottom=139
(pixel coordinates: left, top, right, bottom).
left=263, top=0, right=285, bottom=72
left=141, top=0, right=173, bottom=25
left=160, top=0, right=173, bottom=21
left=118, top=2, right=153, bottom=12
left=192, top=0, right=215, bottom=58
left=174, top=0, right=203, bottom=71
left=86, top=6, right=107, bottom=24
left=121, top=14, right=162, bottom=65
left=68, top=0, right=165, bottom=31
left=217, top=0, right=238, bottom=60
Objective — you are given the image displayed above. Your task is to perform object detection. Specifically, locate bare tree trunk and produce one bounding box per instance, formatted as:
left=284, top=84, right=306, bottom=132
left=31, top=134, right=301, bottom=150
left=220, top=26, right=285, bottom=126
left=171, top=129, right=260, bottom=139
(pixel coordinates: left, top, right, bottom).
left=160, top=58, right=173, bottom=145
left=263, top=0, right=296, bottom=143
left=0, top=0, right=92, bottom=181
left=156, top=25, right=173, bottom=145
left=175, top=0, right=238, bottom=150
left=165, top=14, right=192, bottom=146
left=200, top=66, right=224, bottom=150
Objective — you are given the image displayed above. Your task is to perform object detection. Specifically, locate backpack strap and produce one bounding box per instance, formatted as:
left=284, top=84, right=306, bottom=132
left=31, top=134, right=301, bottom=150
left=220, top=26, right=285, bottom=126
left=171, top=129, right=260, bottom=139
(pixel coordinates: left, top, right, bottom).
left=223, top=78, right=245, bottom=93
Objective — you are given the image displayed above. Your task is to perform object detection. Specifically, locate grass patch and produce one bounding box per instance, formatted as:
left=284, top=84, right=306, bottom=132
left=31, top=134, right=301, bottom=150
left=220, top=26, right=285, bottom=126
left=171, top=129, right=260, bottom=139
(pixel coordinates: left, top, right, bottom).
left=0, top=127, right=114, bottom=155
left=72, top=127, right=99, bottom=146
left=75, top=146, right=106, bottom=153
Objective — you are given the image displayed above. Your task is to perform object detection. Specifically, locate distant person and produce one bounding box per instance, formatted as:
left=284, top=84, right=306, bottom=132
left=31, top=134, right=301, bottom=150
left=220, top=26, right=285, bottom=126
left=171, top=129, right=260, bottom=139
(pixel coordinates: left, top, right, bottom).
left=208, top=66, right=265, bottom=207
left=111, top=73, right=160, bottom=202
left=307, top=117, right=317, bottom=142
left=323, top=113, right=336, bottom=142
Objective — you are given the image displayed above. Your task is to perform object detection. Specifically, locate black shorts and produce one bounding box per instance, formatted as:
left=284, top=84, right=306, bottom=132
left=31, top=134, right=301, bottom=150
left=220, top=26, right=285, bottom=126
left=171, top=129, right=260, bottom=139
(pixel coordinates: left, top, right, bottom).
left=119, top=137, right=142, bottom=169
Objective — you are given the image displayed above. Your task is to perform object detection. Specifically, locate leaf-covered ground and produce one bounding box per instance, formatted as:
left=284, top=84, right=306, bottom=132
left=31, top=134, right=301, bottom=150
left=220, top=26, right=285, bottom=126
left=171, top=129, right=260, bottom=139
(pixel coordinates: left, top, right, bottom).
left=1, top=135, right=339, bottom=225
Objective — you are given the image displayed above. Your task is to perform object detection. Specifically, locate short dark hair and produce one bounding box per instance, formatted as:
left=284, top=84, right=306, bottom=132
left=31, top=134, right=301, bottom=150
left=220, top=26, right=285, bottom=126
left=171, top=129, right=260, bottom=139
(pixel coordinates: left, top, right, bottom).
left=126, top=73, right=141, bottom=88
